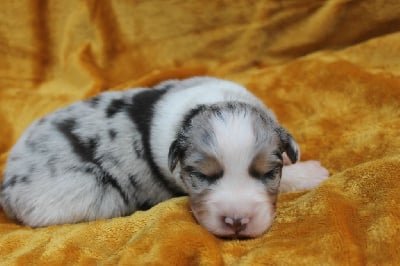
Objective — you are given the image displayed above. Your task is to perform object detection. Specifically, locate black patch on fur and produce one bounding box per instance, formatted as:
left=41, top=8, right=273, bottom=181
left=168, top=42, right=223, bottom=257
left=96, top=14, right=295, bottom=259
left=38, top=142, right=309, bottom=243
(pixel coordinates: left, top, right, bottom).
left=87, top=137, right=99, bottom=156
left=225, top=102, right=237, bottom=112
left=180, top=105, right=208, bottom=132
left=132, top=139, right=144, bottom=158
left=106, top=99, right=126, bottom=118
left=55, top=119, right=93, bottom=162
left=127, top=89, right=186, bottom=197
left=99, top=171, right=128, bottom=203
left=128, top=175, right=139, bottom=188
left=154, top=82, right=176, bottom=91
left=1, top=176, right=17, bottom=190
left=127, top=175, right=156, bottom=211
left=168, top=104, right=209, bottom=171
left=136, top=200, right=154, bottom=211
left=273, top=150, right=283, bottom=161
left=55, top=119, right=129, bottom=205
left=275, top=127, right=299, bottom=163
left=108, top=129, right=117, bottom=140
left=20, top=176, right=30, bottom=183
left=168, top=139, right=181, bottom=172
left=83, top=165, right=128, bottom=205
left=1, top=175, right=30, bottom=190
left=178, top=103, right=228, bottom=135
left=86, top=96, right=101, bottom=108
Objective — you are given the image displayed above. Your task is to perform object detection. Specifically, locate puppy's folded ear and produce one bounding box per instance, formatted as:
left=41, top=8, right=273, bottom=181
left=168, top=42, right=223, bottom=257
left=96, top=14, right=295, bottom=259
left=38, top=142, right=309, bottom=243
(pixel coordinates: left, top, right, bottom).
left=276, top=127, right=300, bottom=163
left=168, top=139, right=182, bottom=172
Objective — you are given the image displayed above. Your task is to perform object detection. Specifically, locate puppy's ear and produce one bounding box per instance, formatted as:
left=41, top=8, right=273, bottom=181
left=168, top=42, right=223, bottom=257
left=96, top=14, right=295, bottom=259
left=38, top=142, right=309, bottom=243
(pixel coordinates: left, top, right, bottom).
left=276, top=127, right=300, bottom=163
left=168, top=139, right=182, bottom=172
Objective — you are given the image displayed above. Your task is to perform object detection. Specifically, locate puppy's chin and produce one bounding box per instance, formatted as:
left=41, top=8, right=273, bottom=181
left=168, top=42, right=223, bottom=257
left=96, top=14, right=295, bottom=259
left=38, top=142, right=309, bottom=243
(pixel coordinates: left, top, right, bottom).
left=190, top=199, right=276, bottom=238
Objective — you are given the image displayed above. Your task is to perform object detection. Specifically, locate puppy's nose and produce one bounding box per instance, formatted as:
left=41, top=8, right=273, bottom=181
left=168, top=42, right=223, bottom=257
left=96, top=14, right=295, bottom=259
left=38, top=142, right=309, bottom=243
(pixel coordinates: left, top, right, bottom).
left=223, top=216, right=249, bottom=234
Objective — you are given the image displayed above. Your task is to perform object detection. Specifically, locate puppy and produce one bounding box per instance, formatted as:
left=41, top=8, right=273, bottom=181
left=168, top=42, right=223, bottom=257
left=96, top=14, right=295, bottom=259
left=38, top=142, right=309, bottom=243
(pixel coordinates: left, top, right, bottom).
left=0, top=77, right=328, bottom=238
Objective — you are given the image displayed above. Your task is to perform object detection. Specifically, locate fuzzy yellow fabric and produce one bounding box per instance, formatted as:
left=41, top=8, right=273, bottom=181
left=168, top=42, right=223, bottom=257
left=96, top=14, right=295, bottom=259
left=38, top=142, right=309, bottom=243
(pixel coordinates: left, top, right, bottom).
left=1, top=0, right=400, bottom=265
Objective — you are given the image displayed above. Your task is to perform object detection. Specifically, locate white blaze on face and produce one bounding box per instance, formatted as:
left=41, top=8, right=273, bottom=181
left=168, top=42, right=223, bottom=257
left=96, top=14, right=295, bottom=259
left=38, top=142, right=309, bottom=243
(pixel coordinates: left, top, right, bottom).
left=191, top=112, right=277, bottom=238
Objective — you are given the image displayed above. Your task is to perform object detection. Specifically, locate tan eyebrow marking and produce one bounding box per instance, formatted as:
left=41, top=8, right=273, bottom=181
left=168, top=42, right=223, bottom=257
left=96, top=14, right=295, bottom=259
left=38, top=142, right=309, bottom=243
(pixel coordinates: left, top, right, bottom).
left=195, top=156, right=224, bottom=178
left=249, top=153, right=268, bottom=178
left=249, top=152, right=282, bottom=178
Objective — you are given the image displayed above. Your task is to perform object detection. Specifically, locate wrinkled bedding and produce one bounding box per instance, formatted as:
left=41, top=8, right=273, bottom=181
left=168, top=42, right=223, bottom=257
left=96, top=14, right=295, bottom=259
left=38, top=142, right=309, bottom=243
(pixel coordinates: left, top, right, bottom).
left=0, top=1, right=399, bottom=265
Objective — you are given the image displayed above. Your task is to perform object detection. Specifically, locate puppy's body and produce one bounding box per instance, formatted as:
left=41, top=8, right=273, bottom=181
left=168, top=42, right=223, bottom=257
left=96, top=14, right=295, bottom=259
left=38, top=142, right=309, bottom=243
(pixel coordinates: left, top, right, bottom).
left=0, top=77, right=328, bottom=237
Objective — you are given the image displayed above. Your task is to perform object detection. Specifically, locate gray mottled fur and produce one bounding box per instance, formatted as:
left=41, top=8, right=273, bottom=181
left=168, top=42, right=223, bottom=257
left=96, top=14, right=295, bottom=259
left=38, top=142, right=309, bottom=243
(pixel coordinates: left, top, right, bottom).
left=0, top=77, right=326, bottom=237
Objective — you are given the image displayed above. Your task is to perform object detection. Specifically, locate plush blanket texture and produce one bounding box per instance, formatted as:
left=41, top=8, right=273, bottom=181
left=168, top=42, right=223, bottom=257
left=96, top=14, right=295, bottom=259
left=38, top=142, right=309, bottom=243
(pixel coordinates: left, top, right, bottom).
left=1, top=0, right=399, bottom=265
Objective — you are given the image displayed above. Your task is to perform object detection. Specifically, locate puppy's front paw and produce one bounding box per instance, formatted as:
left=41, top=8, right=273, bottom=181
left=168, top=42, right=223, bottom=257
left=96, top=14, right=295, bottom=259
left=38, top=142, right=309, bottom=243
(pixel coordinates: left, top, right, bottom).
left=280, top=160, right=329, bottom=192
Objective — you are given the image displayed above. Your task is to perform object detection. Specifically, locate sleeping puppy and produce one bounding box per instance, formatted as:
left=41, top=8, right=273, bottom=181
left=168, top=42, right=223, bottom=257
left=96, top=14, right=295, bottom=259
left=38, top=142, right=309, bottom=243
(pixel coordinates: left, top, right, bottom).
left=0, top=77, right=328, bottom=238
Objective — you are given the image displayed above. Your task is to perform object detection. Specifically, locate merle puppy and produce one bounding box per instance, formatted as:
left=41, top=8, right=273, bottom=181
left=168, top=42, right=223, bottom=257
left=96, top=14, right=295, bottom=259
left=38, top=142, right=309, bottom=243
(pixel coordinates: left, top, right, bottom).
left=0, top=77, right=328, bottom=238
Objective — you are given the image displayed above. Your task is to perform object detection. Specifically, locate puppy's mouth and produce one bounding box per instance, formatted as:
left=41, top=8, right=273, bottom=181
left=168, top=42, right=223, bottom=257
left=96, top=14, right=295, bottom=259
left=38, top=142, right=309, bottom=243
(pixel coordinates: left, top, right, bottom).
left=219, top=234, right=254, bottom=240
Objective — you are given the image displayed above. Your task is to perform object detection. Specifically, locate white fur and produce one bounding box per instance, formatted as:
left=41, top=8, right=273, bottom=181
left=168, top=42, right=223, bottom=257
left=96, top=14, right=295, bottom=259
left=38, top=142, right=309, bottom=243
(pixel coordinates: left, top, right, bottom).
left=280, top=161, right=330, bottom=192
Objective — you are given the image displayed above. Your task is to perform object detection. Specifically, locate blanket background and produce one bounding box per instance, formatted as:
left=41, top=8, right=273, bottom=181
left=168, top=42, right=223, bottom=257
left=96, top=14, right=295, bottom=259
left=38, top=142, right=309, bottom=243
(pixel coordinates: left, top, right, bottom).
left=1, top=0, right=399, bottom=265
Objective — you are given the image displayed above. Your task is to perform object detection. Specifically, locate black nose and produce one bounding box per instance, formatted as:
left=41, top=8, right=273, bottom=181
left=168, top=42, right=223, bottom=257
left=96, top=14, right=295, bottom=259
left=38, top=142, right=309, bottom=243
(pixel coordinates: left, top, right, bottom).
left=223, top=217, right=249, bottom=234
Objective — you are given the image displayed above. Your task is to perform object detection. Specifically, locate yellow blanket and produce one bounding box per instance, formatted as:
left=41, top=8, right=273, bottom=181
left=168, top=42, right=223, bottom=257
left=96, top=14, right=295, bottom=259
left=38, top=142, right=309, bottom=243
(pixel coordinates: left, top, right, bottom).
left=1, top=1, right=399, bottom=264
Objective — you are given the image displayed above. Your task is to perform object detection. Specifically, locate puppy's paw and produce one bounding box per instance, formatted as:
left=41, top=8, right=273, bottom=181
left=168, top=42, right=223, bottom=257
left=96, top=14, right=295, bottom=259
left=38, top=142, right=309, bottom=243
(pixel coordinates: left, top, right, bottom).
left=280, top=160, right=329, bottom=192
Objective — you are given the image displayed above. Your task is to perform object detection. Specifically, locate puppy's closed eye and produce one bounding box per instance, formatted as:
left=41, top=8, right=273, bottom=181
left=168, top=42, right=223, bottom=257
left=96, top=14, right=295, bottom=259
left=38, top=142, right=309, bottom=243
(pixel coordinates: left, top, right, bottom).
left=249, top=167, right=280, bottom=180
left=261, top=168, right=279, bottom=180
left=182, top=155, right=224, bottom=182
left=183, top=166, right=223, bottom=182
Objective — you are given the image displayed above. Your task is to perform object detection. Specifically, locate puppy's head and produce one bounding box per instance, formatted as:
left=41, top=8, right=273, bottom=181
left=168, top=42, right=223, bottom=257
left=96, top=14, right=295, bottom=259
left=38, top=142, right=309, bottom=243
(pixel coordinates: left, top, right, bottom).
left=168, top=102, right=299, bottom=238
